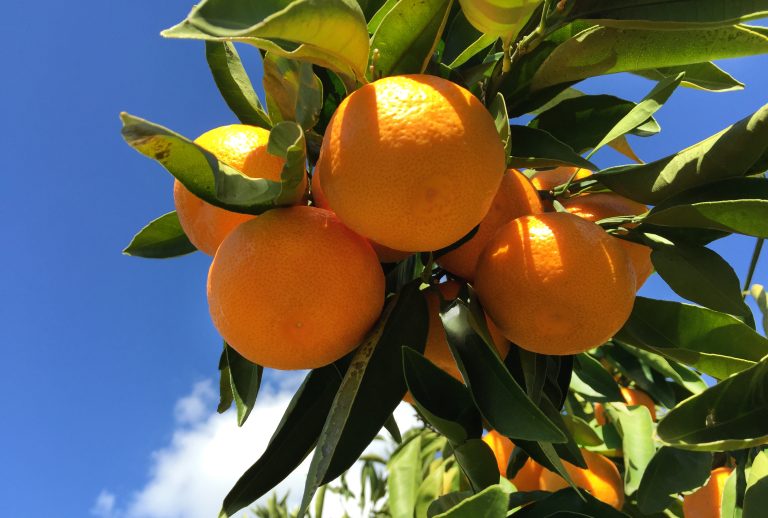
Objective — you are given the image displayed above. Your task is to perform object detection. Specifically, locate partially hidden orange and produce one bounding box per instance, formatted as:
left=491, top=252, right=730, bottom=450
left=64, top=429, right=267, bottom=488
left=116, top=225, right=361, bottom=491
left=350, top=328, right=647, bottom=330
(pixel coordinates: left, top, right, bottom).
left=174, top=124, right=306, bottom=256
left=482, top=430, right=543, bottom=491
left=539, top=449, right=625, bottom=510
left=207, top=206, right=384, bottom=370
left=317, top=74, right=506, bottom=252
left=683, top=467, right=732, bottom=518
left=595, top=386, right=657, bottom=426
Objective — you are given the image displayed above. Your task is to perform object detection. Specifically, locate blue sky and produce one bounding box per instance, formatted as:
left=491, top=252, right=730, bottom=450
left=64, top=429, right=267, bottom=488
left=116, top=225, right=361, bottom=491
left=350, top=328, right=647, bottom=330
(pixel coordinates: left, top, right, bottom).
left=0, top=2, right=766, bottom=517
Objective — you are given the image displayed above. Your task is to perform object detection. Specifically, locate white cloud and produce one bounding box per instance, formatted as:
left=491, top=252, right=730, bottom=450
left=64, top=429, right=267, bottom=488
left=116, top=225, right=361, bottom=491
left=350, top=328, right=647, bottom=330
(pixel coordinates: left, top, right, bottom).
left=93, top=374, right=421, bottom=518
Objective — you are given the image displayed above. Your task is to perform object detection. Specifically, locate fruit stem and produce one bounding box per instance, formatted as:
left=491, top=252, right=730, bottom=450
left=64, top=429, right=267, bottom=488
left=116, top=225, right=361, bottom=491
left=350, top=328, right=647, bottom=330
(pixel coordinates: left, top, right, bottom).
left=743, top=238, right=765, bottom=298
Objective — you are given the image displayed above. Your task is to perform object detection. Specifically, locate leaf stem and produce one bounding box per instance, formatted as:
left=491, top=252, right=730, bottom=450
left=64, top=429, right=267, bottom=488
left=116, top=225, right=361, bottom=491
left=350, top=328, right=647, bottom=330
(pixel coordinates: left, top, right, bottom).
left=743, top=238, right=765, bottom=297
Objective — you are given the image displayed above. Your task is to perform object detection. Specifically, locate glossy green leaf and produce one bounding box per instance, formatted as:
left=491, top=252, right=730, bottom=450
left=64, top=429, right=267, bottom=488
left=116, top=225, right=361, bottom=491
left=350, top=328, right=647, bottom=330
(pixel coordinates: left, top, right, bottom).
left=531, top=24, right=768, bottom=92
left=657, top=356, right=768, bottom=451
left=651, top=243, right=751, bottom=317
left=433, top=483, right=511, bottom=518
left=219, top=364, right=344, bottom=518
left=205, top=42, right=272, bottom=128
left=299, top=283, right=429, bottom=515
left=743, top=451, right=768, bottom=518
left=645, top=177, right=768, bottom=238
left=604, top=405, right=656, bottom=495
left=216, top=346, right=234, bottom=414
left=561, top=1, right=768, bottom=28
left=632, top=62, right=744, bottom=92
left=637, top=447, right=713, bottom=515
left=120, top=114, right=305, bottom=213
left=384, top=413, right=402, bottom=443
left=562, top=414, right=603, bottom=447
left=571, top=353, right=622, bottom=401
left=415, top=462, right=447, bottom=518
left=529, top=94, right=660, bottom=154
left=615, top=342, right=708, bottom=396
left=123, top=211, right=196, bottom=258
left=368, top=0, right=453, bottom=79
left=507, top=125, right=597, bottom=170
left=263, top=53, right=323, bottom=130
left=452, top=439, right=503, bottom=492
left=598, top=103, right=768, bottom=204
left=388, top=434, right=424, bottom=518
left=751, top=284, right=768, bottom=335
left=510, top=488, right=629, bottom=517
left=403, top=348, right=482, bottom=445
left=605, top=344, right=677, bottom=409
left=721, top=469, right=742, bottom=518
left=442, top=11, right=497, bottom=68
left=615, top=297, right=768, bottom=379
left=163, top=0, right=370, bottom=81
left=440, top=297, right=566, bottom=443
left=489, top=93, right=511, bottom=164
left=217, top=343, right=263, bottom=426
left=588, top=73, right=683, bottom=157
left=368, top=0, right=399, bottom=32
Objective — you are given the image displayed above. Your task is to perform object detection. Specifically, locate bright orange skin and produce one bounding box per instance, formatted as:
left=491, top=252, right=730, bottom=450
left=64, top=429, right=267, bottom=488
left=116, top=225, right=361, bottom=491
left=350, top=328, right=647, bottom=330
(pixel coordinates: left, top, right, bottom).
left=539, top=450, right=625, bottom=510
left=438, top=169, right=543, bottom=281
left=207, top=206, right=384, bottom=370
left=530, top=167, right=591, bottom=191
left=174, top=125, right=306, bottom=256
left=683, top=467, right=732, bottom=518
left=475, top=212, right=636, bottom=355
left=595, top=387, right=657, bottom=426
left=563, top=193, right=653, bottom=288
left=311, top=169, right=410, bottom=263
left=317, top=74, right=506, bottom=252
left=482, top=431, right=543, bottom=491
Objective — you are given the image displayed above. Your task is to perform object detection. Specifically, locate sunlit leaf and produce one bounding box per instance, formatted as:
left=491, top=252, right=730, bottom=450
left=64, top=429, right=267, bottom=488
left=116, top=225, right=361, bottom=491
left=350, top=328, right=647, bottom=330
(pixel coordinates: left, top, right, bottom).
left=123, top=211, right=196, bottom=258
left=744, top=451, right=768, bottom=518
left=433, top=483, right=511, bottom=518
left=604, top=405, right=655, bottom=495
left=632, top=62, right=744, bottom=92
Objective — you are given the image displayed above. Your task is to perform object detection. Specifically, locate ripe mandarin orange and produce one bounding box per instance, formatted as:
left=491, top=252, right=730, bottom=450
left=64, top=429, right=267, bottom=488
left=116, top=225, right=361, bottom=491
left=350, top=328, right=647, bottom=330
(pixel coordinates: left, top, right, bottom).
left=482, top=430, right=543, bottom=491
left=595, top=386, right=657, bottom=426
left=539, top=449, right=625, bottom=510
left=474, top=212, right=635, bottom=355
left=311, top=169, right=410, bottom=263
left=530, top=167, right=591, bottom=191
left=563, top=193, right=652, bottom=288
left=437, top=169, right=543, bottom=281
left=683, top=467, right=732, bottom=518
left=317, top=74, right=505, bottom=252
left=207, top=206, right=384, bottom=370
left=174, top=124, right=306, bottom=256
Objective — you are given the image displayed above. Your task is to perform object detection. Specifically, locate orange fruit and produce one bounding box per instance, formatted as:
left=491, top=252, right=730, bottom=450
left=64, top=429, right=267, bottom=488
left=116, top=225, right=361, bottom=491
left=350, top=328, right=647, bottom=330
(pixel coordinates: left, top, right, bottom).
left=562, top=193, right=652, bottom=288
left=437, top=169, right=543, bottom=281
left=317, top=74, right=506, bottom=252
left=595, top=386, right=657, bottom=426
left=683, top=467, right=732, bottom=518
left=207, top=206, right=384, bottom=370
left=482, top=430, right=543, bottom=491
left=530, top=167, right=591, bottom=191
left=174, top=125, right=306, bottom=256
left=311, top=168, right=410, bottom=263
left=539, top=449, right=625, bottom=510
left=475, top=212, right=635, bottom=355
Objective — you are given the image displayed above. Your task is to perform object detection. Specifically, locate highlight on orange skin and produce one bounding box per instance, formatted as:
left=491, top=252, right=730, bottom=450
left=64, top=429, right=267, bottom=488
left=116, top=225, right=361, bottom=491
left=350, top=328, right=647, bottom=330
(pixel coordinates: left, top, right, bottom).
left=539, top=449, right=625, bottom=510
left=595, top=386, right=657, bottom=426
left=482, top=431, right=543, bottom=491
left=683, top=467, right=733, bottom=518
left=530, top=167, right=591, bottom=191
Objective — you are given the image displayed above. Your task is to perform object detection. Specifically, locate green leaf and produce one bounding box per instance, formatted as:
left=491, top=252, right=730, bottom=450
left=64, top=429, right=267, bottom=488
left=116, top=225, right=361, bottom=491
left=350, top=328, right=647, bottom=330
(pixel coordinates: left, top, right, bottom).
left=751, top=284, right=768, bottom=335
left=744, top=451, right=768, bottom=518
left=452, top=439, right=504, bottom=492
left=562, top=414, right=603, bottom=447
left=204, top=42, right=272, bottom=128
left=368, top=0, right=399, bottom=33
left=510, top=488, right=629, bottom=517
left=220, top=343, right=263, bottom=426
left=219, top=364, right=344, bottom=518
left=604, top=405, right=656, bottom=495
left=120, top=114, right=305, bottom=213
left=489, top=93, right=511, bottom=164
left=561, top=1, right=768, bottom=28
left=721, top=469, right=742, bottom=518
left=597, top=103, right=768, bottom=204
left=529, top=94, right=660, bottom=154
left=588, top=73, right=683, bottom=158
left=439, top=297, right=566, bottom=443
left=433, top=483, right=511, bottom=518
left=384, top=413, right=402, bottom=443
left=632, top=62, right=744, bottom=93
left=507, top=125, right=597, bottom=170
left=368, top=0, right=453, bottom=80
left=657, top=356, right=768, bottom=451
left=442, top=11, right=497, bottom=68
left=615, top=342, right=708, bottom=396
left=262, top=54, right=323, bottom=130
left=415, top=462, right=447, bottom=518
left=571, top=353, right=623, bottom=402
left=651, top=243, right=751, bottom=317
left=388, top=434, right=424, bottom=518
left=637, top=447, right=713, bottom=515
left=162, top=0, right=370, bottom=82
left=217, top=346, right=234, bottom=414
left=123, top=211, right=196, bottom=258
left=402, top=347, right=482, bottom=445
left=615, top=297, right=768, bottom=379
left=644, top=177, right=768, bottom=238
left=531, top=24, right=768, bottom=92
left=299, top=283, right=429, bottom=515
